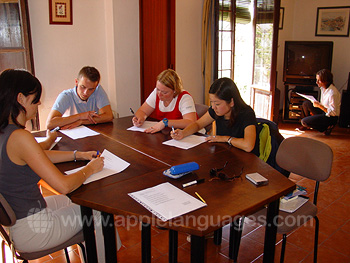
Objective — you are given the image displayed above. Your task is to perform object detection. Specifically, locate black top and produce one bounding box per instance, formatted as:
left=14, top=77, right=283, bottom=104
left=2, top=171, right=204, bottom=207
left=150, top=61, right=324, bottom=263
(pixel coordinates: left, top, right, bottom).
left=208, top=106, right=259, bottom=155
left=0, top=125, right=46, bottom=219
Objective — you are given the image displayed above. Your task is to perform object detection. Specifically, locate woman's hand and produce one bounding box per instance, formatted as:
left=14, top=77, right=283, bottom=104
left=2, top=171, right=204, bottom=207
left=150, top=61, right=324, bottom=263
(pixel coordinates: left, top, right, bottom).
left=132, top=116, right=144, bottom=127
left=205, top=135, right=229, bottom=143
left=76, top=151, right=100, bottom=161
left=86, top=156, right=104, bottom=175
left=144, top=121, right=165, bottom=134
left=170, top=129, right=184, bottom=140
left=46, top=129, right=58, bottom=142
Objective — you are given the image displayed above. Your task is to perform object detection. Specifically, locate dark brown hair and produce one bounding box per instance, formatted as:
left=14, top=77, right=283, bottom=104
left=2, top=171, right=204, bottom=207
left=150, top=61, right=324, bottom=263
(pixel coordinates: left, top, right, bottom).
left=0, top=69, right=42, bottom=131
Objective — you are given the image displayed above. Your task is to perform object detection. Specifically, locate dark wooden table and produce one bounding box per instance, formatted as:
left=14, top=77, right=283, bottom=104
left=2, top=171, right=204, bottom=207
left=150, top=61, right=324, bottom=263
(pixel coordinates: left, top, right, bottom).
left=40, top=117, right=295, bottom=262
left=89, top=117, right=227, bottom=166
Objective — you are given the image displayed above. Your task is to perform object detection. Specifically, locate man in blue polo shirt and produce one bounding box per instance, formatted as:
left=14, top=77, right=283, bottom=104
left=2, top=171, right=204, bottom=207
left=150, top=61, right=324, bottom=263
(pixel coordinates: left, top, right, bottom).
left=46, top=66, right=113, bottom=130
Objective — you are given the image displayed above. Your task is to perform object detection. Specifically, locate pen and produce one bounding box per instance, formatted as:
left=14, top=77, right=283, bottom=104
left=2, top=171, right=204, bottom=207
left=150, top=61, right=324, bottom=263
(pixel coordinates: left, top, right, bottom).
left=172, top=126, right=175, bottom=133
left=51, top=126, right=60, bottom=132
left=183, top=178, right=205, bottom=188
left=96, top=150, right=100, bottom=157
left=130, top=108, right=135, bottom=115
left=195, top=192, right=206, bottom=204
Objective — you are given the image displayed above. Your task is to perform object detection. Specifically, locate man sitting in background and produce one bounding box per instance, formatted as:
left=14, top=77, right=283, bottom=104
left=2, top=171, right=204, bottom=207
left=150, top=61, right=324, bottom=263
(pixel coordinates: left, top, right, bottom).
left=46, top=66, right=113, bottom=130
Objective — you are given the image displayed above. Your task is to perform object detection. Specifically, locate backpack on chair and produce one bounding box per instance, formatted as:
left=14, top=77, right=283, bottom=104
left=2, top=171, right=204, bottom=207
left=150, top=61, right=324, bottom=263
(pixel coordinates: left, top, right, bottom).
left=257, top=118, right=290, bottom=177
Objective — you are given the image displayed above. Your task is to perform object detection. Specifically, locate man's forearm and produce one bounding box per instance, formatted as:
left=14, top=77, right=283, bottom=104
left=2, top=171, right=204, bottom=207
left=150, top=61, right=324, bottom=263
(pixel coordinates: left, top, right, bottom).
left=47, top=114, right=81, bottom=129
left=82, top=112, right=113, bottom=125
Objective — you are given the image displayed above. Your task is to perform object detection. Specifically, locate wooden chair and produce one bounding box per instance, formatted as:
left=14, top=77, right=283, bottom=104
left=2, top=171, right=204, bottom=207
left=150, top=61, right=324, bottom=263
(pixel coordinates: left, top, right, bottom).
left=0, top=193, right=86, bottom=263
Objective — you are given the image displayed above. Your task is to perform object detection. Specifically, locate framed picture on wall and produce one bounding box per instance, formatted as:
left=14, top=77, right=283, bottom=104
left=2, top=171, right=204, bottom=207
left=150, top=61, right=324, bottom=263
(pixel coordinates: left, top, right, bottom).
left=49, top=0, right=73, bottom=25
left=315, top=6, right=350, bottom=37
left=279, top=7, right=284, bottom=30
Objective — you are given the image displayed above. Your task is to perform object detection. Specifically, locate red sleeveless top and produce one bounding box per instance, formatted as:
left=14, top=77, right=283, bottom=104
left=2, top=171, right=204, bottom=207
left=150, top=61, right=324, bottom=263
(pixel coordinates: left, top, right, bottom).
left=153, top=91, right=195, bottom=120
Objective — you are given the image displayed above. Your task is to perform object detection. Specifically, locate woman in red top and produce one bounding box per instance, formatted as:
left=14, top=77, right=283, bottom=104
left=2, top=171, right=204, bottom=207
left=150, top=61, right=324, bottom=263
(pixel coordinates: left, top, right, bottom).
left=132, top=69, right=197, bottom=133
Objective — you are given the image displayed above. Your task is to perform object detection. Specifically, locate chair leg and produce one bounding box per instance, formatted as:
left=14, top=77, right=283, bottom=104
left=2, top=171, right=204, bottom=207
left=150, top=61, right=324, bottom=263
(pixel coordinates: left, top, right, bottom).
left=229, top=217, right=244, bottom=262
left=280, top=234, right=287, bottom=263
left=77, top=243, right=86, bottom=263
left=64, top=248, right=71, bottom=263
left=314, top=216, right=319, bottom=263
left=1, top=240, right=6, bottom=263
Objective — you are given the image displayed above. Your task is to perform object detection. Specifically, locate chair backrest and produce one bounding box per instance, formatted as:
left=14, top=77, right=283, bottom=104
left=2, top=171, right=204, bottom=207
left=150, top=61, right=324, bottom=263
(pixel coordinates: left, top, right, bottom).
left=195, top=103, right=212, bottom=133
left=0, top=194, right=16, bottom=227
left=256, top=118, right=290, bottom=177
left=195, top=103, right=209, bottom=118
left=276, top=136, right=333, bottom=181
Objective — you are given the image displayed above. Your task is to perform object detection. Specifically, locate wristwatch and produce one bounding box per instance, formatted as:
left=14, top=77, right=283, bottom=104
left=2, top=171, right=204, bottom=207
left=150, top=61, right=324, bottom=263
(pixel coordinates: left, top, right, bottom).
left=162, top=118, right=168, bottom=127
left=227, top=137, right=233, bottom=146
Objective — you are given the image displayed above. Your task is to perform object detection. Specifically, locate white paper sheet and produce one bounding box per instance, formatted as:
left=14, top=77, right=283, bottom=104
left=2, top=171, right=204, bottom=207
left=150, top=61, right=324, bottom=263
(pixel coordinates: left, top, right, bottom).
left=35, top=137, right=62, bottom=150
left=65, top=149, right=130, bottom=184
left=128, top=182, right=207, bottom=221
left=296, top=92, right=317, bottom=102
left=59, top=126, right=100, bottom=140
left=162, top=135, right=207, bottom=150
left=127, top=121, right=159, bottom=132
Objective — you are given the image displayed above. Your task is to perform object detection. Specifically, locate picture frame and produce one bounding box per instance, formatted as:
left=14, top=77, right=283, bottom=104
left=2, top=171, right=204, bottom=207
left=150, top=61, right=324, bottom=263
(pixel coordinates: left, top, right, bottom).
left=279, top=7, right=284, bottom=30
left=49, top=0, right=73, bottom=25
left=315, top=6, right=350, bottom=37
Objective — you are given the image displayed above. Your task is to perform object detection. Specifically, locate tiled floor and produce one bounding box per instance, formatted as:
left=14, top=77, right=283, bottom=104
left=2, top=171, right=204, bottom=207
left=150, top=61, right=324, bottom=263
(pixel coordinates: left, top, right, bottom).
left=2, top=122, right=350, bottom=262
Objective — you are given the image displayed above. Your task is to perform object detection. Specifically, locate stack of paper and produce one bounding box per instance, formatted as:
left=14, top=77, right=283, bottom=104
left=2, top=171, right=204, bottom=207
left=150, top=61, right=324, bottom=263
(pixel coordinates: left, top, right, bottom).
left=127, top=121, right=158, bottom=132
left=35, top=137, right=62, bottom=150
left=60, top=126, right=100, bottom=140
left=162, top=135, right=207, bottom=150
left=128, top=182, right=207, bottom=221
left=65, top=149, right=130, bottom=184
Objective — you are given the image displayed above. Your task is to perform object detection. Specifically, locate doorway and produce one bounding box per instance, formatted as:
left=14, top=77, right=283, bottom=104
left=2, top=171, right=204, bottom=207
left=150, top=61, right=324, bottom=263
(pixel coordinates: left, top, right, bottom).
left=139, top=0, right=175, bottom=105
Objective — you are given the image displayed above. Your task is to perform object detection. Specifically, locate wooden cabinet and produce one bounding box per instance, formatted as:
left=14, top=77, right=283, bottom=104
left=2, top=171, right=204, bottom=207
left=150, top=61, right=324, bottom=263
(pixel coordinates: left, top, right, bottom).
left=283, top=84, right=318, bottom=122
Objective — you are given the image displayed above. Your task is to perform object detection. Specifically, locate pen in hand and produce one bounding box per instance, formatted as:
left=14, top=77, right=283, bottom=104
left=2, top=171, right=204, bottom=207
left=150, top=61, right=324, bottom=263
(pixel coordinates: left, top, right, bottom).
left=130, top=108, right=135, bottom=115
left=172, top=126, right=175, bottom=133
left=51, top=126, right=60, bottom=132
left=96, top=150, right=101, bottom=157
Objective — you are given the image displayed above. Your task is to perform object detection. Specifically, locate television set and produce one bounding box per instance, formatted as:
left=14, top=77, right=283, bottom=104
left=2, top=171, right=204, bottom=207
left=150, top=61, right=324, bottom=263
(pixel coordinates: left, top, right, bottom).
left=283, top=41, right=333, bottom=85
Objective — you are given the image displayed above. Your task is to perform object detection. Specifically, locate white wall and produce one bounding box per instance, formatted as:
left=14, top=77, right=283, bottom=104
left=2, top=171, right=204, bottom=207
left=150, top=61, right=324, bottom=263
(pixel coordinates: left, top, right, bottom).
left=28, top=0, right=141, bottom=129
left=277, top=0, right=350, bottom=109
left=176, top=0, right=204, bottom=104
left=28, top=0, right=204, bottom=129
left=113, top=0, right=141, bottom=118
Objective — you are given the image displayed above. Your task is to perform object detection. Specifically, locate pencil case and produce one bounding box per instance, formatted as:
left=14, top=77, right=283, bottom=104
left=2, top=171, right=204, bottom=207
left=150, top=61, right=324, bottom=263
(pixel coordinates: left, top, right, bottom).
left=163, top=162, right=200, bottom=179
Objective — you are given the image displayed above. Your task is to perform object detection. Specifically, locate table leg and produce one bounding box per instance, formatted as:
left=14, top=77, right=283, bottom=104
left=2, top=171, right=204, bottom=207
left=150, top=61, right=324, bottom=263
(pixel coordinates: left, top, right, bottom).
left=101, top=212, right=117, bottom=262
left=169, top=229, right=178, bottom=263
left=191, top=235, right=205, bottom=263
left=80, top=206, right=98, bottom=263
left=263, top=199, right=279, bottom=263
left=214, top=228, right=222, bottom=245
left=141, top=222, right=151, bottom=263
left=229, top=217, right=244, bottom=262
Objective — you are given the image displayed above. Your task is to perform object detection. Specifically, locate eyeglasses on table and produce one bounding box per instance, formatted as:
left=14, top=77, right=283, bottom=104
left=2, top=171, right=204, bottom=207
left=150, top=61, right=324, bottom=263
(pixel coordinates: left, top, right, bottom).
left=209, top=161, right=243, bottom=181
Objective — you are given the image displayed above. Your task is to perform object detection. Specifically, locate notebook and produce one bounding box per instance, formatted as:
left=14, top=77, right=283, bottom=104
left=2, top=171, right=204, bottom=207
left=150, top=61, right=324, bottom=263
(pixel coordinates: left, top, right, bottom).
left=279, top=196, right=309, bottom=213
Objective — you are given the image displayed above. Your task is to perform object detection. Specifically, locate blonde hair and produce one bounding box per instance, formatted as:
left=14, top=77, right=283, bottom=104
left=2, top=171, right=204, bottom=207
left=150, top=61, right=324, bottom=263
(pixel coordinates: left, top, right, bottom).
left=157, top=69, right=183, bottom=96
